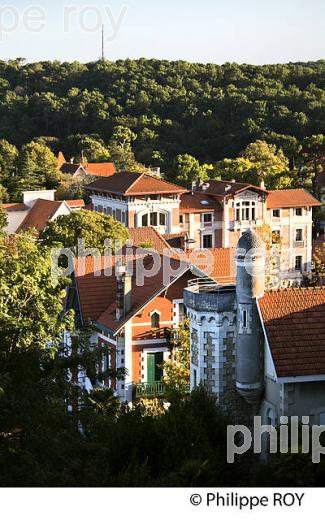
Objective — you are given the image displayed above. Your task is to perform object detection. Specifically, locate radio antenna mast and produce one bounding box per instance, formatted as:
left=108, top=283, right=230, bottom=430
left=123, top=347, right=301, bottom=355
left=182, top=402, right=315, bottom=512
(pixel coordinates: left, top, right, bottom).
left=101, top=24, right=105, bottom=60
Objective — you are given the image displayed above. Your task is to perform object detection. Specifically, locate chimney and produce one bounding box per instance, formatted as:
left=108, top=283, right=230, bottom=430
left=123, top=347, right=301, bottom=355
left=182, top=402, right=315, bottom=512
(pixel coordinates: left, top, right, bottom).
left=260, top=180, right=265, bottom=190
left=115, top=261, right=132, bottom=321
left=191, top=181, right=197, bottom=195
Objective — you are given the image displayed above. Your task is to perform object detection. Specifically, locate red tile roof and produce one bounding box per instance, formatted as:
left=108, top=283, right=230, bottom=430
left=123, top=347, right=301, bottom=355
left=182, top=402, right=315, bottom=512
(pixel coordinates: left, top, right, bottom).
left=86, top=172, right=187, bottom=196
left=196, top=180, right=266, bottom=199
left=259, top=287, right=325, bottom=377
left=267, top=189, right=320, bottom=209
left=65, top=199, right=85, bottom=208
left=18, top=199, right=63, bottom=232
left=2, top=203, right=28, bottom=211
left=57, top=152, right=66, bottom=167
left=186, top=247, right=236, bottom=284
left=84, top=162, right=116, bottom=177
left=180, top=192, right=222, bottom=213
left=74, top=252, right=188, bottom=333
left=129, top=227, right=172, bottom=254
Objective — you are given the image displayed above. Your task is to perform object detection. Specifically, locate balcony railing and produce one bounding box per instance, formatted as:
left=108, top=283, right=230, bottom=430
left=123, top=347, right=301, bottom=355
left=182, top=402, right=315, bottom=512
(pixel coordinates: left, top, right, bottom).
left=135, top=381, right=191, bottom=399
left=294, top=240, right=305, bottom=248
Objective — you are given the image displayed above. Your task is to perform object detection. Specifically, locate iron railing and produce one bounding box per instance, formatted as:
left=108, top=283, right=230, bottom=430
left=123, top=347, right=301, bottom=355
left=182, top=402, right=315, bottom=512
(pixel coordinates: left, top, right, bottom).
left=135, top=381, right=191, bottom=399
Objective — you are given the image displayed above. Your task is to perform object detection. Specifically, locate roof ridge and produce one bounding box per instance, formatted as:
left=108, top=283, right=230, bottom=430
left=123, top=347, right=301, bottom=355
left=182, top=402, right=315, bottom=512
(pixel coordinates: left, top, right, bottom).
left=124, top=172, right=145, bottom=194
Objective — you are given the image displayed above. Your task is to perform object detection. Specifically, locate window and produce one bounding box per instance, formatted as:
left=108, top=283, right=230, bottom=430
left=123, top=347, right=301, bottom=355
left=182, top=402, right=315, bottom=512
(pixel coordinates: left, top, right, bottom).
left=150, top=213, right=158, bottom=226
left=243, top=310, right=247, bottom=328
left=178, top=303, right=186, bottom=321
left=295, top=208, right=303, bottom=216
left=273, top=209, right=280, bottom=218
left=295, top=256, right=303, bottom=271
left=295, top=229, right=303, bottom=242
left=203, top=234, right=213, bottom=249
left=151, top=312, right=160, bottom=329
left=142, top=212, right=167, bottom=228
left=203, top=213, right=213, bottom=224
left=179, top=215, right=184, bottom=224
left=193, top=369, right=197, bottom=388
left=272, top=230, right=281, bottom=244
left=159, top=213, right=166, bottom=226
left=235, top=200, right=256, bottom=222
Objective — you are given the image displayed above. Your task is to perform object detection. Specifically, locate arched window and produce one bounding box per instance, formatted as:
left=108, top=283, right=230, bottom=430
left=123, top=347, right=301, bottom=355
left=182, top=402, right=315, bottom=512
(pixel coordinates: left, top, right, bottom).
left=151, top=312, right=160, bottom=329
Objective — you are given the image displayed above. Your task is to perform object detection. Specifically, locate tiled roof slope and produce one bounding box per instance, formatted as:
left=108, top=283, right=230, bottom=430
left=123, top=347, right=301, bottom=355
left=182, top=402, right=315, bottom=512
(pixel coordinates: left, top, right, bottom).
left=196, top=180, right=266, bottom=198
left=187, top=247, right=236, bottom=284
left=74, top=252, right=188, bottom=333
left=2, top=203, right=28, bottom=211
left=60, top=163, right=83, bottom=175
left=267, top=189, right=320, bottom=209
left=86, top=172, right=187, bottom=196
left=129, top=227, right=172, bottom=253
left=84, top=163, right=116, bottom=177
left=18, top=199, right=62, bottom=232
left=65, top=199, right=85, bottom=208
left=259, top=287, right=325, bottom=377
left=180, top=192, right=222, bottom=213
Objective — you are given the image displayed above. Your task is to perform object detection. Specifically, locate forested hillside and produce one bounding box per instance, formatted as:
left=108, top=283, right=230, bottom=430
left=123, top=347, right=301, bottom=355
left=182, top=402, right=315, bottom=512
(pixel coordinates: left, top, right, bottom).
left=1, top=58, right=325, bottom=164
left=0, top=58, right=325, bottom=203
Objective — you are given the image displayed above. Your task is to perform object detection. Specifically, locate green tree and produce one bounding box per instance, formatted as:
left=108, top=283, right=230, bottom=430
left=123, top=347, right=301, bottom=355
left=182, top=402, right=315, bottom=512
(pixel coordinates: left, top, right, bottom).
left=0, top=139, right=18, bottom=185
left=11, top=141, right=60, bottom=198
left=172, top=154, right=208, bottom=186
left=108, top=126, right=144, bottom=171
left=39, top=209, right=129, bottom=252
left=161, top=319, right=190, bottom=395
left=241, top=140, right=290, bottom=188
left=0, top=203, right=7, bottom=233
left=301, top=134, right=325, bottom=192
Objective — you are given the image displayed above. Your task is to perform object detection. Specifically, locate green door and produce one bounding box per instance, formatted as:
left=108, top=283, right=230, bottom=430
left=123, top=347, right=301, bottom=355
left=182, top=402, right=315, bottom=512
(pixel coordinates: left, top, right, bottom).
left=147, top=352, right=164, bottom=382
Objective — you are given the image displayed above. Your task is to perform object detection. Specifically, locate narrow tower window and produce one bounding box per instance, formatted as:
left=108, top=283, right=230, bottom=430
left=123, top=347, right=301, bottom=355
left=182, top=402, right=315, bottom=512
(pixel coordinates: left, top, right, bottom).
left=243, top=310, right=248, bottom=329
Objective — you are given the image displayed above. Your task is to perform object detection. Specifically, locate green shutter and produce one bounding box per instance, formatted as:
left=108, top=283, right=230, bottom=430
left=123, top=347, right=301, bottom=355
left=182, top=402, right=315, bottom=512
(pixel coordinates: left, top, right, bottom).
left=147, top=352, right=164, bottom=382
left=147, top=354, right=156, bottom=382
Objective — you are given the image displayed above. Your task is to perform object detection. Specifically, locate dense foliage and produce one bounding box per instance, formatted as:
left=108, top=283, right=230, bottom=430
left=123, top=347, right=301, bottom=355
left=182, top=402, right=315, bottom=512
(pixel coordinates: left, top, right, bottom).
left=39, top=209, right=130, bottom=252
left=0, top=58, right=325, bottom=167
left=0, top=59, right=325, bottom=201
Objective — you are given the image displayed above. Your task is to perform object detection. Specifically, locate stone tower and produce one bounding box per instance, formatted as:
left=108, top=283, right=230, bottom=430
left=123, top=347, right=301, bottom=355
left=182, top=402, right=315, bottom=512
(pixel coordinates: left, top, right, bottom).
left=235, top=229, right=266, bottom=404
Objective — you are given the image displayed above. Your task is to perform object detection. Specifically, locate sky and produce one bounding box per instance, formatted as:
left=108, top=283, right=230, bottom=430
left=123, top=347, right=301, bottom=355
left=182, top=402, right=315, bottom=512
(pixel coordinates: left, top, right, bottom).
left=1, top=0, right=324, bottom=64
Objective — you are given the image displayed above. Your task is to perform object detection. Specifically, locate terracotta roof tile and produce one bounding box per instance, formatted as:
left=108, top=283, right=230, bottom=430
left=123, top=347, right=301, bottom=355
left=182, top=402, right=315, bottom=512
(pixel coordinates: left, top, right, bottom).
left=129, top=227, right=172, bottom=254
left=65, top=199, right=85, bottom=208
left=86, top=172, right=187, bottom=196
left=267, top=189, right=320, bottom=209
left=18, top=199, right=63, bottom=232
left=259, top=287, right=325, bottom=377
left=84, top=162, right=116, bottom=177
left=2, top=203, right=28, bottom=211
left=196, top=180, right=266, bottom=199
left=74, top=252, right=188, bottom=333
left=187, top=247, right=236, bottom=284
left=180, top=192, right=222, bottom=213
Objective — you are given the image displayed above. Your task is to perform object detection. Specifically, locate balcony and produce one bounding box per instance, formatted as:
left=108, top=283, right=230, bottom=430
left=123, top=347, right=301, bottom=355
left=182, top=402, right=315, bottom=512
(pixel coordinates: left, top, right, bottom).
left=135, top=381, right=190, bottom=399
left=294, top=240, right=305, bottom=248
left=165, top=327, right=183, bottom=345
